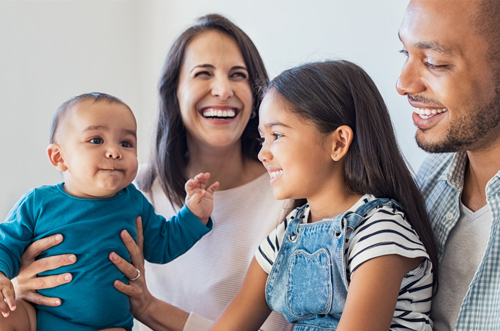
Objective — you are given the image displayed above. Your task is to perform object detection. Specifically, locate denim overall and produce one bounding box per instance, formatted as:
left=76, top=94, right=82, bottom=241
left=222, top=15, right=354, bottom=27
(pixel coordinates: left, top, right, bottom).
left=265, top=198, right=402, bottom=331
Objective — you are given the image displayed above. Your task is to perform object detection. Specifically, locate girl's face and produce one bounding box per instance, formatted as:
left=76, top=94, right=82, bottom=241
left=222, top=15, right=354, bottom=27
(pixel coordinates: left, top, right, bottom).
left=176, top=30, right=253, bottom=153
left=258, top=91, right=337, bottom=201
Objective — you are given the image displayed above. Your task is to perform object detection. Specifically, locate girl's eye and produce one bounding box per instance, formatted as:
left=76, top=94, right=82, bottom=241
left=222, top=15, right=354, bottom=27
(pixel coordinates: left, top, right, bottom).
left=257, top=136, right=265, bottom=145
left=89, top=137, right=103, bottom=144
left=120, top=141, right=132, bottom=148
left=399, top=49, right=409, bottom=57
left=273, top=133, right=284, bottom=140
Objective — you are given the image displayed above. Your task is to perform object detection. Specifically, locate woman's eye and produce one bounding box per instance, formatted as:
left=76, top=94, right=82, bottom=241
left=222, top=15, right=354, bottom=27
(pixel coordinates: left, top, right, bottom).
left=89, top=137, right=103, bottom=144
left=257, top=136, right=265, bottom=145
left=194, top=71, right=211, bottom=78
left=399, top=49, right=409, bottom=57
left=120, top=141, right=132, bottom=148
left=231, top=72, right=247, bottom=79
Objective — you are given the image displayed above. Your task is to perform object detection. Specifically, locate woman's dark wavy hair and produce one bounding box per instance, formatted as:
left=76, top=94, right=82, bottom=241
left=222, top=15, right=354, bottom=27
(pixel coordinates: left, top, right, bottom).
left=139, top=14, right=269, bottom=207
left=269, top=60, right=438, bottom=290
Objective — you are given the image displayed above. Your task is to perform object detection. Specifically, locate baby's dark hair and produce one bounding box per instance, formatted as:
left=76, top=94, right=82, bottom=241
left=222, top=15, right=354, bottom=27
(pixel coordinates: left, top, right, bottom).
left=268, top=60, right=438, bottom=290
left=50, top=92, right=129, bottom=144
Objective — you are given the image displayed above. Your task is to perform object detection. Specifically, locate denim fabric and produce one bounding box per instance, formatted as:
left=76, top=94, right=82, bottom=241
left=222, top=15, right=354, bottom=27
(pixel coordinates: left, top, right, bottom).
left=265, top=198, right=401, bottom=330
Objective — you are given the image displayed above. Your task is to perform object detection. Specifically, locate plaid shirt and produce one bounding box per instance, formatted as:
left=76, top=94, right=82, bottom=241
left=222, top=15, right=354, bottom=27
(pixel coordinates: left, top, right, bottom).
left=417, top=152, right=500, bottom=330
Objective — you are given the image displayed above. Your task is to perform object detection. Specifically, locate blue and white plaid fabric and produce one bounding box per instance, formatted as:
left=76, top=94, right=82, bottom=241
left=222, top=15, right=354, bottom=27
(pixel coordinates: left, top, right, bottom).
left=417, top=152, right=500, bottom=330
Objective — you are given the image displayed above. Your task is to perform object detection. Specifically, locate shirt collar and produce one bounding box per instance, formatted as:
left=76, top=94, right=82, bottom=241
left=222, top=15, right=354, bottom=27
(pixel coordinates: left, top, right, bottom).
left=440, top=152, right=468, bottom=191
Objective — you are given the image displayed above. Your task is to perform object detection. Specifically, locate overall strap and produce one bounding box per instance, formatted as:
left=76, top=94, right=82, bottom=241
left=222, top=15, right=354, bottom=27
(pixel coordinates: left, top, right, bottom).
left=286, top=204, right=308, bottom=236
left=343, top=198, right=402, bottom=230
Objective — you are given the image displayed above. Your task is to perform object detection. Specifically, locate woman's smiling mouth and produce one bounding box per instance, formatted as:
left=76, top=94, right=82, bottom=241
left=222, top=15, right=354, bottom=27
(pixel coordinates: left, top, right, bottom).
left=201, top=107, right=238, bottom=119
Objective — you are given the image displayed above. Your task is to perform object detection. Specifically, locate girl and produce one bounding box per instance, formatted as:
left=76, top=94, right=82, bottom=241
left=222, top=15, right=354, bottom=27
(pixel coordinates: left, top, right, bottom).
left=210, top=60, right=438, bottom=331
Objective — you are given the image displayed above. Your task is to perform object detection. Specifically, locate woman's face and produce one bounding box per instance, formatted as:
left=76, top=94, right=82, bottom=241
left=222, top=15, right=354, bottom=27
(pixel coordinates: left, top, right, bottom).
left=177, top=30, right=253, bottom=153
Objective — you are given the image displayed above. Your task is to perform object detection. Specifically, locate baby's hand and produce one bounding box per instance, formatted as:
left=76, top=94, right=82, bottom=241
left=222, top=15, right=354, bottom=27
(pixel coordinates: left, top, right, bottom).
left=185, top=173, right=220, bottom=225
left=0, top=272, right=16, bottom=317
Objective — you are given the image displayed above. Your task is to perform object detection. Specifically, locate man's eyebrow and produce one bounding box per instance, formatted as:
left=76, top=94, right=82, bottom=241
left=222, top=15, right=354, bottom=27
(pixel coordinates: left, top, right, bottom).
left=398, top=32, right=456, bottom=55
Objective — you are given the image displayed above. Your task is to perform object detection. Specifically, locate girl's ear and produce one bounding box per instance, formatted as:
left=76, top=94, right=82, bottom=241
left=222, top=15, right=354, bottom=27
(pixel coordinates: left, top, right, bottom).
left=331, top=125, right=354, bottom=161
left=47, top=144, right=68, bottom=172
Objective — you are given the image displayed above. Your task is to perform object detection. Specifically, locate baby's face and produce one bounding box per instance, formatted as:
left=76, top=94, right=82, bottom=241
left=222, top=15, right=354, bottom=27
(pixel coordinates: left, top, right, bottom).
left=56, top=100, right=138, bottom=199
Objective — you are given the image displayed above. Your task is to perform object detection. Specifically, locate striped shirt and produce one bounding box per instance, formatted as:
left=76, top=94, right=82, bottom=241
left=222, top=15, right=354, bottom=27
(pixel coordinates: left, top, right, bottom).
left=417, top=152, right=500, bottom=330
left=256, top=195, right=433, bottom=330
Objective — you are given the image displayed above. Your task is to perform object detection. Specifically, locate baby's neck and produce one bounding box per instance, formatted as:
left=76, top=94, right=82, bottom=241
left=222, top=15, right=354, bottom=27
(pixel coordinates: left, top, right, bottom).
left=62, top=182, right=121, bottom=199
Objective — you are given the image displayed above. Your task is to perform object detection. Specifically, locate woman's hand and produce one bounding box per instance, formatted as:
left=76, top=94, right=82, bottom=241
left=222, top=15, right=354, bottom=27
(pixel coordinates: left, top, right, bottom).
left=110, top=217, right=153, bottom=320
left=13, top=234, right=76, bottom=306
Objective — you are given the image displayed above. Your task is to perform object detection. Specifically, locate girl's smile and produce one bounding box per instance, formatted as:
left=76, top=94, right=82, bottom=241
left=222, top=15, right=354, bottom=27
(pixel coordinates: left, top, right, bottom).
left=257, top=90, right=339, bottom=208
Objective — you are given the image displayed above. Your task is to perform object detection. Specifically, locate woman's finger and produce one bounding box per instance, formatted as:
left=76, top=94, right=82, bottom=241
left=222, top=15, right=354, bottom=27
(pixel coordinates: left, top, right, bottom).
left=109, top=252, right=138, bottom=280
left=20, top=291, right=62, bottom=307
left=14, top=273, right=72, bottom=294
left=135, top=217, right=144, bottom=253
left=119, top=228, right=144, bottom=272
left=19, top=254, right=76, bottom=277
left=21, top=234, right=63, bottom=262
left=113, top=280, right=143, bottom=297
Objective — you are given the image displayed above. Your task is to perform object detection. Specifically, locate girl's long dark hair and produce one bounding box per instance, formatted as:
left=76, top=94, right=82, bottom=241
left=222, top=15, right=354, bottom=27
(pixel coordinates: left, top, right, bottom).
left=269, top=60, right=438, bottom=290
left=139, top=14, right=269, bottom=207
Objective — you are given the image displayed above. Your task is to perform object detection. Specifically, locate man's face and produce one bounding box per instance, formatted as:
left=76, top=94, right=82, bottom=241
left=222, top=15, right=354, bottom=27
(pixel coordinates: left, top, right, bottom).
left=396, top=0, right=500, bottom=153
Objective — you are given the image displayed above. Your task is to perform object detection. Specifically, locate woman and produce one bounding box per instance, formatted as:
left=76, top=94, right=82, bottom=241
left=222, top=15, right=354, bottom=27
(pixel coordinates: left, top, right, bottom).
left=14, top=14, right=293, bottom=331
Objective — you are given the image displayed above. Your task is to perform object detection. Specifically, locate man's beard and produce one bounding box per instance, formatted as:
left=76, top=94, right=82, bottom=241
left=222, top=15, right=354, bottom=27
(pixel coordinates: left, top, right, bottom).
left=417, top=83, right=500, bottom=153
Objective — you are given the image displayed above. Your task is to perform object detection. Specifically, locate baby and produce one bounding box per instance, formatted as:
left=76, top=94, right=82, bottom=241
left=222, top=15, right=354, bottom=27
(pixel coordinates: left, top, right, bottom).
left=0, top=93, right=219, bottom=331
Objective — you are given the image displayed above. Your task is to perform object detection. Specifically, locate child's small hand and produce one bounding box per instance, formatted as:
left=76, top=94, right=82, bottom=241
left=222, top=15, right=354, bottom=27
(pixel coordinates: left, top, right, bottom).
left=185, top=172, right=220, bottom=225
left=0, top=272, right=16, bottom=317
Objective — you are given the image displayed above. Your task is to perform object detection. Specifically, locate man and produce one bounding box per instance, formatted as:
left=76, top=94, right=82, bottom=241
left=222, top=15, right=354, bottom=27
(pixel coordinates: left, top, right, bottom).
left=397, top=0, right=500, bottom=330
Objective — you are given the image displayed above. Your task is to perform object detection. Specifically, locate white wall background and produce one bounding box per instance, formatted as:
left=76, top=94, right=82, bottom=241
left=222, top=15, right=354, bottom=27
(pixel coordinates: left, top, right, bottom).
left=0, top=1, right=426, bottom=229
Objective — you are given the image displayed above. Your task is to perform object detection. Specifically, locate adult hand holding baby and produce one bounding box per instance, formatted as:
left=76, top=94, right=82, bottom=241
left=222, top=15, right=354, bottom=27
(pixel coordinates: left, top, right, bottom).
left=11, top=234, right=76, bottom=307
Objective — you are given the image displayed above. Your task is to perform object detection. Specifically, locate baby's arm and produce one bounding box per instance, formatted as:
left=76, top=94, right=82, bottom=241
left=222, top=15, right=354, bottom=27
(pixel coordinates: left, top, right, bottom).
left=185, top=173, right=220, bottom=225
left=210, top=258, right=271, bottom=331
left=0, top=272, right=16, bottom=317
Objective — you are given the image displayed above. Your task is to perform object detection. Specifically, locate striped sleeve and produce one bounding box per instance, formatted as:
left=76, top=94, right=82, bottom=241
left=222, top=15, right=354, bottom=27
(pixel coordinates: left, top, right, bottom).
left=255, top=216, right=290, bottom=274
left=346, top=205, right=429, bottom=276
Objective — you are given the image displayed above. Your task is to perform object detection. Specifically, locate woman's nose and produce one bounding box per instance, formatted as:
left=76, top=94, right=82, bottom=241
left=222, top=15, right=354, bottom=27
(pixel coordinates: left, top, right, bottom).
left=396, top=60, right=426, bottom=96
left=211, top=76, right=234, bottom=100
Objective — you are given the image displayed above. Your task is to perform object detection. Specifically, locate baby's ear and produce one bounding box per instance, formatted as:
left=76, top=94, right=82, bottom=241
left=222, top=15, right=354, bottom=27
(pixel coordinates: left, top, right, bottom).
left=47, top=144, right=68, bottom=172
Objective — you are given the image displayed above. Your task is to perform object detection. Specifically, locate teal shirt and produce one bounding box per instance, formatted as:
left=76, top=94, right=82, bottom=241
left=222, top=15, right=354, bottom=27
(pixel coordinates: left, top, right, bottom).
left=0, top=183, right=212, bottom=330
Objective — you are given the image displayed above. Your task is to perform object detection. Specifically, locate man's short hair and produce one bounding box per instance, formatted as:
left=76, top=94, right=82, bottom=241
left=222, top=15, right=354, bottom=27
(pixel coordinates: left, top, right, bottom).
left=474, top=0, right=500, bottom=64
left=49, top=92, right=128, bottom=144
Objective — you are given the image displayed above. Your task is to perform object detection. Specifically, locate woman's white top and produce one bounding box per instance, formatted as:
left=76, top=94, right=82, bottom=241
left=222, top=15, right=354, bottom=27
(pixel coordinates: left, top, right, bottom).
left=138, top=172, right=293, bottom=331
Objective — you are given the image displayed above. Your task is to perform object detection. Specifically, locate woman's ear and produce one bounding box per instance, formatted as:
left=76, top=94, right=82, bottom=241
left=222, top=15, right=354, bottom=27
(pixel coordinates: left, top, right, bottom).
left=330, top=125, right=354, bottom=161
left=47, top=144, right=68, bottom=172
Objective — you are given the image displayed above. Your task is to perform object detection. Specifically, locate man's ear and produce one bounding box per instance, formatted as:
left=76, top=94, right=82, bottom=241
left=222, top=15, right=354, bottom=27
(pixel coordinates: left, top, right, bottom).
left=47, top=144, right=68, bottom=172
left=330, top=125, right=354, bottom=161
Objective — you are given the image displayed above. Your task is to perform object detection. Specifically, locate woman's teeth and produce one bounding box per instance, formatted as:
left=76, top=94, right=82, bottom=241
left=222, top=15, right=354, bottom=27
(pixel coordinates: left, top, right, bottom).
left=413, top=107, right=448, bottom=119
left=202, top=109, right=236, bottom=118
left=270, top=170, right=283, bottom=179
